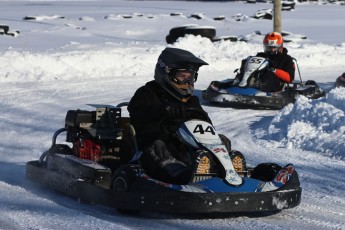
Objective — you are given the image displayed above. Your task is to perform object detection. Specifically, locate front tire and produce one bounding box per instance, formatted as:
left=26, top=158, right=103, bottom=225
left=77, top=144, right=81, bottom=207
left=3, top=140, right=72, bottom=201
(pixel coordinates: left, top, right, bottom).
left=250, top=163, right=282, bottom=181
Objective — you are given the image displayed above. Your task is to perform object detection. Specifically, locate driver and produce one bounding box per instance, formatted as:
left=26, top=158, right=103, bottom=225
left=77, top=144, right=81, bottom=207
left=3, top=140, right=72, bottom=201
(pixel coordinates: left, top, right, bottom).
left=235, top=32, right=295, bottom=92
left=128, top=47, right=230, bottom=184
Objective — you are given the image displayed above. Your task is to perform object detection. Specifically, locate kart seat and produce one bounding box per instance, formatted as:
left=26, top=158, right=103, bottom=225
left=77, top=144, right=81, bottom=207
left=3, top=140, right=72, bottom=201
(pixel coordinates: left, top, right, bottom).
left=119, top=117, right=140, bottom=161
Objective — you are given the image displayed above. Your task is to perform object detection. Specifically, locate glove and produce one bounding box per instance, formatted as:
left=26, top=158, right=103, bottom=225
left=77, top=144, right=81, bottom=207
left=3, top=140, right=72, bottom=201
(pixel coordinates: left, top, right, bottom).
left=164, top=103, right=185, bottom=118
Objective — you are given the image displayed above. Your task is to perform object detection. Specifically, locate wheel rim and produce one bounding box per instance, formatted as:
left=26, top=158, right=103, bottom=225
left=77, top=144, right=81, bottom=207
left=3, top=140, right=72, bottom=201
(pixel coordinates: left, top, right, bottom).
left=113, top=177, right=127, bottom=192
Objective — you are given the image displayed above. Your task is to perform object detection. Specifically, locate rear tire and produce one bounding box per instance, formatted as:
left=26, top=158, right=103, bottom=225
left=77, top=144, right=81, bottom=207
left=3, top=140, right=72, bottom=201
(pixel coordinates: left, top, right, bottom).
left=50, top=144, right=73, bottom=155
left=305, top=80, right=317, bottom=86
left=112, top=165, right=140, bottom=214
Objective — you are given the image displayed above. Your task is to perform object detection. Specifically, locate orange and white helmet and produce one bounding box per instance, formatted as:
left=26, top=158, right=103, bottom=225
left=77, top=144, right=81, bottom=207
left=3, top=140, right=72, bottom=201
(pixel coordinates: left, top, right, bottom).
left=263, top=32, right=283, bottom=55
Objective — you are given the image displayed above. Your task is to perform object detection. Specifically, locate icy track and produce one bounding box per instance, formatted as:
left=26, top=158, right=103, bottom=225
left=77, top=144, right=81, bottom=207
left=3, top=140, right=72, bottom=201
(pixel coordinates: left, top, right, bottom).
left=0, top=1, right=345, bottom=229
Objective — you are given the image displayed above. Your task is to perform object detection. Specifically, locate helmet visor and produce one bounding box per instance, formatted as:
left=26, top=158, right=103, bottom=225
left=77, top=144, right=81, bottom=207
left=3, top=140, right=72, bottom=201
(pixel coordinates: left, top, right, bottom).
left=170, top=69, right=197, bottom=85
left=264, top=44, right=281, bottom=54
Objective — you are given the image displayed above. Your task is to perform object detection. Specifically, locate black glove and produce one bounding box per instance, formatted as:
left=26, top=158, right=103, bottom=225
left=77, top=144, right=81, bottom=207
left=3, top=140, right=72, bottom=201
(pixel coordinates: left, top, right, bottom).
left=163, top=103, right=185, bottom=118
left=257, top=59, right=271, bottom=72
left=266, top=60, right=276, bottom=73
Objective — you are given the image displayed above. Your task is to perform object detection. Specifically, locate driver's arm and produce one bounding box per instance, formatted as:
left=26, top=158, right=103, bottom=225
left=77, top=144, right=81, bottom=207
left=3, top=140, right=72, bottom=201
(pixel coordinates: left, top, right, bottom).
left=271, top=57, right=295, bottom=83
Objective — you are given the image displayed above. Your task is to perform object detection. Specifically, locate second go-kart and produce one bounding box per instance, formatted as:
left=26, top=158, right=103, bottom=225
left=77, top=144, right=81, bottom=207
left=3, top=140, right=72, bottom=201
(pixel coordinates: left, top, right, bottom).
left=202, top=56, right=325, bottom=109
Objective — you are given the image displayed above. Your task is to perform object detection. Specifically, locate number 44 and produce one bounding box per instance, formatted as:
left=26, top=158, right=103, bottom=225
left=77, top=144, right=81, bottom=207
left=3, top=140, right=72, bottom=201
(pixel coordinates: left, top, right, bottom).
left=193, top=124, right=215, bottom=135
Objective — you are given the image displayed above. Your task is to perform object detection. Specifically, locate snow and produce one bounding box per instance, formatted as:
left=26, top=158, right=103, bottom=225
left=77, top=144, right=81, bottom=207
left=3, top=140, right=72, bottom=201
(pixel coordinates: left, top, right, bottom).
left=1, top=0, right=345, bottom=229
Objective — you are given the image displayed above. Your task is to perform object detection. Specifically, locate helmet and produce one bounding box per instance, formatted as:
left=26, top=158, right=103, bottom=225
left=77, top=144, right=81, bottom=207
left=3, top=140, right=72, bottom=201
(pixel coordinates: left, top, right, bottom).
left=154, top=47, right=208, bottom=102
left=263, top=32, right=283, bottom=55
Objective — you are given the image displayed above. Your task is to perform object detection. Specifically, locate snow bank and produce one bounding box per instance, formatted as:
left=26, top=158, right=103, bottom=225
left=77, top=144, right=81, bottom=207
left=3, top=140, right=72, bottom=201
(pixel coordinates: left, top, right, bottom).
left=264, top=87, right=345, bottom=159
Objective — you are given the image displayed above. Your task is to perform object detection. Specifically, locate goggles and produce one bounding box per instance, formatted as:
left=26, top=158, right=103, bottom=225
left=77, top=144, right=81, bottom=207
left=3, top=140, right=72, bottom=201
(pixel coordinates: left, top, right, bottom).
left=169, top=69, right=197, bottom=85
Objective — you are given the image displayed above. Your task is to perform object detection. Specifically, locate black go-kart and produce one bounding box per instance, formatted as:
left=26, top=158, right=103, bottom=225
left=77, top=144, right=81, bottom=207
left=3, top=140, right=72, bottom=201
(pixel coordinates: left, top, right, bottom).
left=26, top=103, right=302, bottom=214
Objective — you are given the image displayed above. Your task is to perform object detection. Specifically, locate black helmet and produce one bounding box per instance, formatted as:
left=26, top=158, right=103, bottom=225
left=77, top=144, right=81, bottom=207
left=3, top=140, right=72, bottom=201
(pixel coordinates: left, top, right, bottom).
left=154, top=47, right=208, bottom=102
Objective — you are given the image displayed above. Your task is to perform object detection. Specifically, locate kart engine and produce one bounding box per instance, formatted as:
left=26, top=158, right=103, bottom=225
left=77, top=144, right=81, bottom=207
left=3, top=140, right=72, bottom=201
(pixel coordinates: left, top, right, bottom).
left=64, top=107, right=132, bottom=166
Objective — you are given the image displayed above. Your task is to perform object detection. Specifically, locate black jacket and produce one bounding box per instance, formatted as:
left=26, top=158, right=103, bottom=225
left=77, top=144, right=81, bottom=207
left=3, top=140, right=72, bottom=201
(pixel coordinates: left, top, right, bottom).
left=128, top=80, right=210, bottom=148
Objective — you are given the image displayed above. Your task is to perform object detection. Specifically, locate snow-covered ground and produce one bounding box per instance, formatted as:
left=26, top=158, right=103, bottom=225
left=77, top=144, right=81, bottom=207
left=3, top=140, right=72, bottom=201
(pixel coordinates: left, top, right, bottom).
left=1, top=0, right=345, bottom=229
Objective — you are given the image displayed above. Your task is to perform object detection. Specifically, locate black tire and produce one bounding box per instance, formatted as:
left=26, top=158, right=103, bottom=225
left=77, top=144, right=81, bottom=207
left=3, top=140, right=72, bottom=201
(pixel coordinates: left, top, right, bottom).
left=251, top=163, right=282, bottom=181
left=213, top=16, right=226, bottom=21
left=112, top=164, right=139, bottom=191
left=0, top=25, right=9, bottom=34
left=46, top=144, right=72, bottom=169
left=168, top=24, right=198, bottom=43
left=166, top=34, right=174, bottom=44
left=170, top=12, right=183, bottom=17
left=282, top=2, right=295, bottom=11
left=263, top=14, right=273, bottom=20
left=23, top=16, right=37, bottom=20
left=50, top=144, right=73, bottom=155
left=184, top=26, right=216, bottom=40
left=305, top=80, right=317, bottom=86
left=112, top=165, right=140, bottom=214
left=335, top=75, right=345, bottom=87
left=212, top=35, right=238, bottom=42
left=122, top=15, right=133, bottom=19
left=189, top=14, right=203, bottom=20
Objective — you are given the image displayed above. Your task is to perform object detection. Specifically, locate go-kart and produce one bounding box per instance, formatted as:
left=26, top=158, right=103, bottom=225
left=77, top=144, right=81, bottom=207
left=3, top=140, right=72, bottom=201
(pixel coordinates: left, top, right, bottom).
left=202, top=56, right=325, bottom=109
left=26, top=103, right=301, bottom=214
